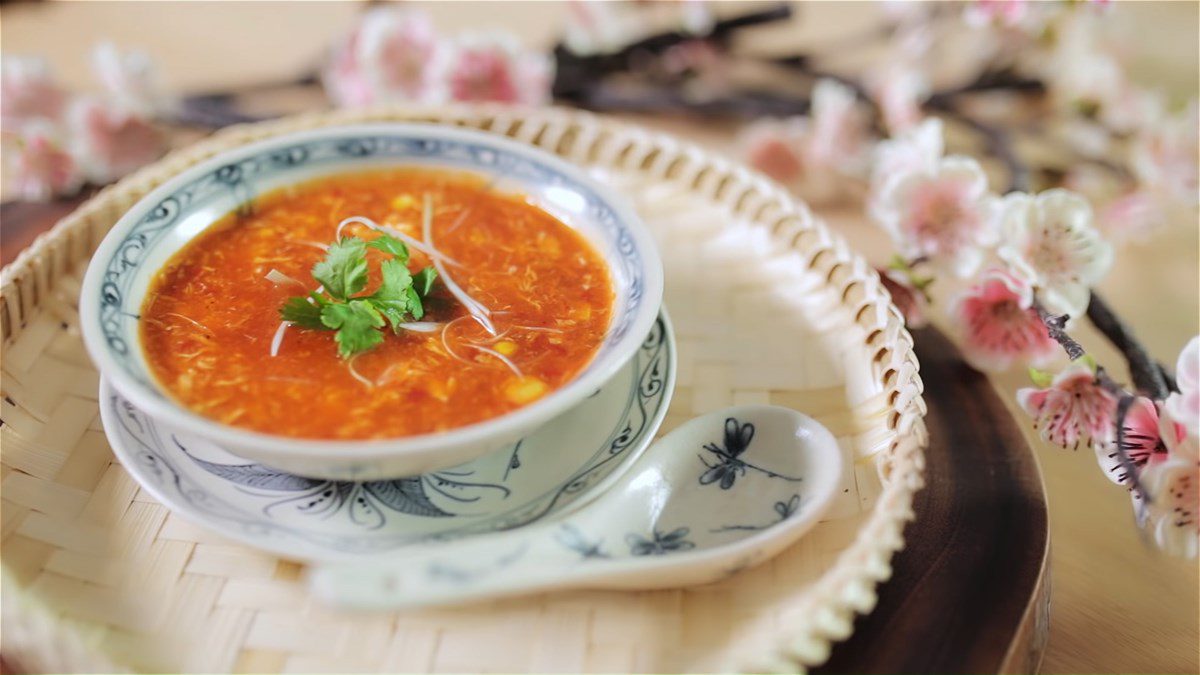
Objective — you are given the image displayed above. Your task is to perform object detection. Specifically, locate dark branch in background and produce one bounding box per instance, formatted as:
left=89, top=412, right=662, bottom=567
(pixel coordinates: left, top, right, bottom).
left=925, top=67, right=1045, bottom=106
left=558, top=86, right=808, bottom=118
left=771, top=56, right=887, bottom=135
left=552, top=3, right=793, bottom=101
left=174, top=101, right=266, bottom=129
left=927, top=99, right=1030, bottom=193
left=1086, top=292, right=1174, bottom=399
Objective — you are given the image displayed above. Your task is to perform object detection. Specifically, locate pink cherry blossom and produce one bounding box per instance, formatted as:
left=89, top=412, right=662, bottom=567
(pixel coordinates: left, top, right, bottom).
left=430, top=33, right=552, bottom=105
left=1017, top=360, right=1118, bottom=450
left=739, top=82, right=869, bottom=200
left=1095, top=397, right=1168, bottom=488
left=358, top=9, right=438, bottom=101
left=1139, top=401, right=1198, bottom=558
left=323, top=8, right=440, bottom=107
left=1096, top=189, right=1166, bottom=245
left=68, top=98, right=165, bottom=183
left=1132, top=100, right=1199, bottom=207
left=2, top=121, right=81, bottom=201
left=739, top=117, right=806, bottom=185
left=997, top=189, right=1113, bottom=319
left=878, top=267, right=930, bottom=329
left=1165, top=336, right=1200, bottom=442
left=871, top=155, right=998, bottom=278
left=951, top=269, right=1058, bottom=372
left=323, top=32, right=375, bottom=107
left=90, top=42, right=174, bottom=118
left=1, top=56, right=67, bottom=127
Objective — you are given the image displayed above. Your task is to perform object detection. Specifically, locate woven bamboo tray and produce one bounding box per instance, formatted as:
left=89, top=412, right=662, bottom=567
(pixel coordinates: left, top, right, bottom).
left=0, top=106, right=927, bottom=673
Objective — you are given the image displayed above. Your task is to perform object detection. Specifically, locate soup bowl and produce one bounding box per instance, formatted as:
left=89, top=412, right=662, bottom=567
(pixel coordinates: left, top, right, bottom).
left=80, top=123, right=663, bottom=479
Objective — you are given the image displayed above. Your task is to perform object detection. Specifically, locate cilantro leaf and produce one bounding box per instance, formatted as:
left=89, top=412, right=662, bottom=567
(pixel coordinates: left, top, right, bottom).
left=367, top=234, right=410, bottom=262
left=369, top=259, right=416, bottom=332
left=311, top=237, right=368, bottom=301
left=372, top=259, right=413, bottom=301
left=280, top=295, right=326, bottom=329
left=282, top=231, right=440, bottom=358
left=406, top=286, right=424, bottom=321
left=413, top=266, right=438, bottom=297
left=320, top=299, right=386, bottom=358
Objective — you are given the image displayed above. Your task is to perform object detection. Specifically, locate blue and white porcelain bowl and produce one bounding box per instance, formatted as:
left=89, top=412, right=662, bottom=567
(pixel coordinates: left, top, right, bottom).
left=79, top=123, right=664, bottom=480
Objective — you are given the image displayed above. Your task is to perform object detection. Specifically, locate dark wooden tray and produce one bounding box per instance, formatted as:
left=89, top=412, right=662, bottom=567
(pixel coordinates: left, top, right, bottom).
left=818, top=327, right=1050, bottom=674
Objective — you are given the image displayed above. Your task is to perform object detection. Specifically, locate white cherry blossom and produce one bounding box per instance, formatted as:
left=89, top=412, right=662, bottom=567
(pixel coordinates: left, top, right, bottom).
left=997, top=189, right=1114, bottom=318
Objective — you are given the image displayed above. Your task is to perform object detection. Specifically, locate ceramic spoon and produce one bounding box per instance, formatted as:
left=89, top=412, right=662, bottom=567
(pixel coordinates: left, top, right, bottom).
left=309, top=404, right=844, bottom=609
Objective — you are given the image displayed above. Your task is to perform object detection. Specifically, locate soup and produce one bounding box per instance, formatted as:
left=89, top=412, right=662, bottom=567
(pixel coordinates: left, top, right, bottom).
left=141, top=169, right=614, bottom=440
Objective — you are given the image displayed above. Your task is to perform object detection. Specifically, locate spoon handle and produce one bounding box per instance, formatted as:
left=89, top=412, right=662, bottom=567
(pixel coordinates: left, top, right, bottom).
left=309, top=520, right=604, bottom=609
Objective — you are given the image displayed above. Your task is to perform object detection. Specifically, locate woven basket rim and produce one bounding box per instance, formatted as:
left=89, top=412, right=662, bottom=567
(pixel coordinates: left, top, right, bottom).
left=0, top=103, right=928, bottom=673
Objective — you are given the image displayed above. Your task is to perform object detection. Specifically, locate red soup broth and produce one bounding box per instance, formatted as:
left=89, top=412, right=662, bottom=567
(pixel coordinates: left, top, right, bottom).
left=141, top=169, right=614, bottom=440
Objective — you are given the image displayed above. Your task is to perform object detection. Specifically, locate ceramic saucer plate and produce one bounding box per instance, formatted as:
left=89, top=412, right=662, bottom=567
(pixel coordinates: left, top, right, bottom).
left=100, top=314, right=675, bottom=562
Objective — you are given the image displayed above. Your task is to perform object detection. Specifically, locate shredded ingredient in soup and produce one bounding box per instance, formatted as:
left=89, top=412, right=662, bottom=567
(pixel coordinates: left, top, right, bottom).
left=141, top=169, right=614, bottom=440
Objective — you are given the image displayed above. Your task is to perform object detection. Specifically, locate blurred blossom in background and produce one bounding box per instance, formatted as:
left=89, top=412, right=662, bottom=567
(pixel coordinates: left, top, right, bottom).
left=1, top=43, right=172, bottom=200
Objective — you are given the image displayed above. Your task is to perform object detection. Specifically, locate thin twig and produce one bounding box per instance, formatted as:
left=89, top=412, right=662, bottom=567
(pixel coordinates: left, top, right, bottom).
left=1034, top=302, right=1086, bottom=361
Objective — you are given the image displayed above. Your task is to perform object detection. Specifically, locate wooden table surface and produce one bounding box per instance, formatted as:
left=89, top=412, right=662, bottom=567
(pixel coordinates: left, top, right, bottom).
left=2, top=3, right=1197, bottom=673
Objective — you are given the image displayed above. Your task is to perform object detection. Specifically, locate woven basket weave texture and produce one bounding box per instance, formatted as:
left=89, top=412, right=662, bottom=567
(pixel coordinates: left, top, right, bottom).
left=0, top=106, right=927, bottom=673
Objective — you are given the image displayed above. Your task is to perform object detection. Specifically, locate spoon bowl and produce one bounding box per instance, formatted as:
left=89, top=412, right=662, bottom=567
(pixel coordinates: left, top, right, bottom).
left=310, top=405, right=844, bottom=609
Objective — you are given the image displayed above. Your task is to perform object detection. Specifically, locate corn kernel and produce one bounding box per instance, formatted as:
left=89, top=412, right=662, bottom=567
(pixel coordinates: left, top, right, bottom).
left=391, top=194, right=417, bottom=210
left=494, top=340, right=518, bottom=356
left=505, top=376, right=548, bottom=404
left=427, top=376, right=457, bottom=402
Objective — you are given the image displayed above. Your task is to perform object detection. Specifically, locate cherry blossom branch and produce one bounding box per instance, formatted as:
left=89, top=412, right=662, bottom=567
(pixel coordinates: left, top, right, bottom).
left=1034, top=303, right=1087, bottom=361
left=1086, top=292, right=1174, bottom=399
left=925, top=67, right=1045, bottom=105
left=1035, top=295, right=1173, bottom=399
left=1035, top=301, right=1149, bottom=500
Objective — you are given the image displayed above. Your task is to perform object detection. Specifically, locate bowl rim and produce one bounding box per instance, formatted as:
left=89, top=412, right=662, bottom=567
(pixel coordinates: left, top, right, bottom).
left=79, top=121, right=664, bottom=461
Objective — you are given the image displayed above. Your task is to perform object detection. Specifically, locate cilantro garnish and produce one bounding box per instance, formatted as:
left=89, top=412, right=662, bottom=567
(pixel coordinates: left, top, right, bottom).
left=280, top=235, right=438, bottom=358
